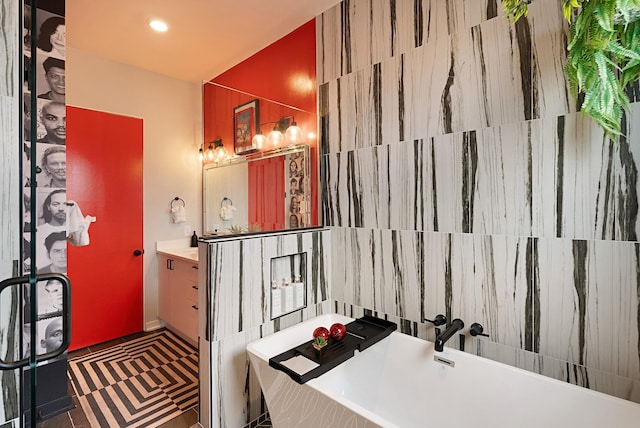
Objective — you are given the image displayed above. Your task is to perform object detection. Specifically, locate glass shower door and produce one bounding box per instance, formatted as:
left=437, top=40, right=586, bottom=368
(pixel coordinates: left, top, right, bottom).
left=0, top=1, right=72, bottom=426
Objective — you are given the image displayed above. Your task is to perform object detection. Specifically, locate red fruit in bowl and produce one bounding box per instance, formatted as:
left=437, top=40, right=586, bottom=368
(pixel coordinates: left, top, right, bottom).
left=313, top=327, right=330, bottom=341
left=330, top=323, right=346, bottom=341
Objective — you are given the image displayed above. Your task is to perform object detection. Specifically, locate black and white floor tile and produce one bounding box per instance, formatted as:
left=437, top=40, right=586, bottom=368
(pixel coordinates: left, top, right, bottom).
left=68, top=330, right=198, bottom=428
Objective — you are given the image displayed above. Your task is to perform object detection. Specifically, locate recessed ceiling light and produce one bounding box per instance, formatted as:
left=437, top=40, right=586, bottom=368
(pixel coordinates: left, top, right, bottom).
left=149, top=19, right=168, bottom=32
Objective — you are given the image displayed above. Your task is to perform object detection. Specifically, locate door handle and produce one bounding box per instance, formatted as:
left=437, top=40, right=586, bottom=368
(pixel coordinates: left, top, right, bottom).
left=133, top=249, right=143, bottom=256
left=0, top=273, right=72, bottom=370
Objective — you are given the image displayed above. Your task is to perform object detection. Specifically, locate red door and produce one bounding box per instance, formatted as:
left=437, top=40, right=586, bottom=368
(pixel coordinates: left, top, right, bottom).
left=66, top=106, right=143, bottom=350
left=248, top=156, right=285, bottom=231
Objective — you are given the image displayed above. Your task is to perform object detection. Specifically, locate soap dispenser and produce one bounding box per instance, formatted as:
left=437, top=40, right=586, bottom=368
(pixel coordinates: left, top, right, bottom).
left=190, top=231, right=198, bottom=247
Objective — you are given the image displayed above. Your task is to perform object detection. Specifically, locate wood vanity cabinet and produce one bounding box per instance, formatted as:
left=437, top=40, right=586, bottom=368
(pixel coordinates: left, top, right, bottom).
left=158, top=254, right=199, bottom=346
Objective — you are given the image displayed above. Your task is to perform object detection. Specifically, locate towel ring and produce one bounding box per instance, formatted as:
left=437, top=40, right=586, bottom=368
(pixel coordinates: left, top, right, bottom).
left=171, top=197, right=185, bottom=208
left=221, top=197, right=233, bottom=208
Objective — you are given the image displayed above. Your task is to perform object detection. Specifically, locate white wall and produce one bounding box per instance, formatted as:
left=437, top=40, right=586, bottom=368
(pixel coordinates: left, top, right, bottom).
left=66, top=47, right=202, bottom=330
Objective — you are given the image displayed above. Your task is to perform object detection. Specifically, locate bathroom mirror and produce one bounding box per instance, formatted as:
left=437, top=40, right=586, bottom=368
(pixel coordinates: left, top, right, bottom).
left=203, top=145, right=311, bottom=235
left=202, top=82, right=319, bottom=236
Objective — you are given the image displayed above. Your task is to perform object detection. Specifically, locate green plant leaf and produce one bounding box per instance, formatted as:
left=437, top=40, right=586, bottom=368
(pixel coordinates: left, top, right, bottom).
left=313, top=336, right=327, bottom=347
left=594, top=2, right=615, bottom=31
left=511, top=0, right=640, bottom=143
left=501, top=0, right=530, bottom=21
left=605, top=40, right=640, bottom=60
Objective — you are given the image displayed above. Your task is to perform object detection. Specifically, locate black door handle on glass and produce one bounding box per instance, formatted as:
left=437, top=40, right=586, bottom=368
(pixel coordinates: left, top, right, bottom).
left=0, top=273, right=72, bottom=370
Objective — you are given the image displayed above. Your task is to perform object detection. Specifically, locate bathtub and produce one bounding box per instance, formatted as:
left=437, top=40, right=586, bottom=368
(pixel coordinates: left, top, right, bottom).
left=247, top=313, right=640, bottom=428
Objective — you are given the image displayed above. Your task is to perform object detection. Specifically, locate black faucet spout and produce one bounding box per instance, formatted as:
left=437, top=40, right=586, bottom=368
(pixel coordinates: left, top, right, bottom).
left=434, top=318, right=464, bottom=352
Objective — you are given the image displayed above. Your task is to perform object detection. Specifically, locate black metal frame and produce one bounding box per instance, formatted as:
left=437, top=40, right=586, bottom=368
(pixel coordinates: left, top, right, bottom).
left=0, top=273, right=72, bottom=370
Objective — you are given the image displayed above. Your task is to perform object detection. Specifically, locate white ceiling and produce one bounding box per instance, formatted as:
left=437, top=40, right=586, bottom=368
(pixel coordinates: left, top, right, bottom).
left=67, top=0, right=341, bottom=83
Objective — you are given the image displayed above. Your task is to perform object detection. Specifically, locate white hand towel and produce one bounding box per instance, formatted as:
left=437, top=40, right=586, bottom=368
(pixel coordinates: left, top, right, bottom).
left=66, top=200, right=97, bottom=246
left=219, top=204, right=237, bottom=221
left=171, top=205, right=187, bottom=223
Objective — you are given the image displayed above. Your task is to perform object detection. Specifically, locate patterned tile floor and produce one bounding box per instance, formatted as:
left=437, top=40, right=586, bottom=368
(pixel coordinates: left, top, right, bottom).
left=68, top=330, right=197, bottom=427
left=37, top=329, right=198, bottom=428
left=33, top=330, right=273, bottom=428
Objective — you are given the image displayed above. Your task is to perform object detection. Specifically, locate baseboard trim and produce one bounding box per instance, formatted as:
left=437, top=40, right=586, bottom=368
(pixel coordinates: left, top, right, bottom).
left=145, top=319, right=164, bottom=332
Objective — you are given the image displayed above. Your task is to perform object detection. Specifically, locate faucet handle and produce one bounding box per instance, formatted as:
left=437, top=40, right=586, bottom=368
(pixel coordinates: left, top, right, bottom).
left=425, top=314, right=447, bottom=327
left=470, top=322, right=490, bottom=337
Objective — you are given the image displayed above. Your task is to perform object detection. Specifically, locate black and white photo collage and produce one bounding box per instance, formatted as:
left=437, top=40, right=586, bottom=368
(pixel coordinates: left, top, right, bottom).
left=286, top=151, right=308, bottom=229
left=23, top=1, right=66, bottom=358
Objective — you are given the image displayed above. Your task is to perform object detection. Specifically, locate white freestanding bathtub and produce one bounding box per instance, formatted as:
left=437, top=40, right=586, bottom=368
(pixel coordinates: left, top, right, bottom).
left=247, top=313, right=640, bottom=428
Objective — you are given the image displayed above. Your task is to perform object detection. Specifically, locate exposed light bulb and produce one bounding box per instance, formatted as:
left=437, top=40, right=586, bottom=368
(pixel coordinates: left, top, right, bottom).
left=214, top=145, right=228, bottom=162
left=267, top=129, right=284, bottom=148
left=211, top=139, right=228, bottom=162
left=199, top=148, right=204, bottom=162
left=285, top=121, right=304, bottom=145
left=252, top=133, right=266, bottom=150
left=207, top=144, right=214, bottom=160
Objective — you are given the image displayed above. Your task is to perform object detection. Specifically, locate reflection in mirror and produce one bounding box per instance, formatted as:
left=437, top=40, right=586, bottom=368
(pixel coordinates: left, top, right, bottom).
left=203, top=145, right=311, bottom=235
left=202, top=82, right=318, bottom=236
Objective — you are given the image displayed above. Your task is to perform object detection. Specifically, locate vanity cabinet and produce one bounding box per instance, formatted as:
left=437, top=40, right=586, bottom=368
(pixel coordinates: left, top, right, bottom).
left=158, top=254, right=199, bottom=345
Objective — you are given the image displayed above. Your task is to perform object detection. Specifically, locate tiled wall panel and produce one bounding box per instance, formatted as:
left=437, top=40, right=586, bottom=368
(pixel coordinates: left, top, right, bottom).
left=318, top=0, right=640, bottom=402
left=207, top=230, right=331, bottom=342
left=0, top=0, right=20, bottom=424
left=202, top=230, right=332, bottom=428
left=528, top=0, right=574, bottom=119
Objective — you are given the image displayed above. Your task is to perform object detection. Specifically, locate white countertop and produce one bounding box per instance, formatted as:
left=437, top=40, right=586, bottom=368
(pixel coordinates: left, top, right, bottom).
left=156, top=238, right=199, bottom=262
left=157, top=247, right=198, bottom=262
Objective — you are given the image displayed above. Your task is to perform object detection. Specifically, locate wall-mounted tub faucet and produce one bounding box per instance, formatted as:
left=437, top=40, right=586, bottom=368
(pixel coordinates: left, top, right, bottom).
left=424, top=314, right=446, bottom=327
left=425, top=314, right=447, bottom=338
left=434, top=318, right=464, bottom=352
left=470, top=323, right=490, bottom=338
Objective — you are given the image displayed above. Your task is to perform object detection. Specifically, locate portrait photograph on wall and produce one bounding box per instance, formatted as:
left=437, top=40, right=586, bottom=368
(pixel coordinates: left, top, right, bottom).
left=35, top=144, right=66, bottom=188
left=285, top=151, right=307, bottom=228
left=233, top=99, right=259, bottom=155
left=36, top=316, right=63, bottom=355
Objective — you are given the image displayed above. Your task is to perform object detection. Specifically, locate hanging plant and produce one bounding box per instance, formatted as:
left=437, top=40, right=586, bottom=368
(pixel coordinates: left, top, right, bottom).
left=502, top=0, right=640, bottom=142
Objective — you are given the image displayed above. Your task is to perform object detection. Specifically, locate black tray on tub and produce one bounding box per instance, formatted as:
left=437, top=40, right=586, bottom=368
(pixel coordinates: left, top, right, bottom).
left=269, top=315, right=397, bottom=384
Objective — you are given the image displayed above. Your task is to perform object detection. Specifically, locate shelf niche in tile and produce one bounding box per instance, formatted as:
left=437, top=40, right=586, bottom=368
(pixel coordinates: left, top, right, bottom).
left=270, top=252, right=307, bottom=319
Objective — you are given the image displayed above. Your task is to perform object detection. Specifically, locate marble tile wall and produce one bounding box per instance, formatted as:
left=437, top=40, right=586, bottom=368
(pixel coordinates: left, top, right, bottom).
left=200, top=230, right=332, bottom=428
left=318, top=0, right=640, bottom=401
left=0, top=0, right=21, bottom=424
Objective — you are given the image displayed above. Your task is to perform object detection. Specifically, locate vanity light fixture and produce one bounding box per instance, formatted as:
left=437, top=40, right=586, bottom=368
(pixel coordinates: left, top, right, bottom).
left=252, top=128, right=266, bottom=150
left=284, top=119, right=303, bottom=145
left=213, top=138, right=228, bottom=162
left=149, top=19, right=168, bottom=32
left=199, top=147, right=204, bottom=162
left=267, top=125, right=285, bottom=148
left=258, top=116, right=303, bottom=149
left=206, top=142, right=215, bottom=160
left=202, top=139, right=230, bottom=163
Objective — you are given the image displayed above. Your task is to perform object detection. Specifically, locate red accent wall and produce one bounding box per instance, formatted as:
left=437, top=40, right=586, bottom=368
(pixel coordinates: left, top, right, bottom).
left=211, top=20, right=316, bottom=113
left=203, top=19, right=318, bottom=230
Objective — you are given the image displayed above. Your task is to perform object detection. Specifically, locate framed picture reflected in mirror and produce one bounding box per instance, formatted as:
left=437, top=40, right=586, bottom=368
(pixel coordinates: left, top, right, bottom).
left=233, top=99, right=259, bottom=155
